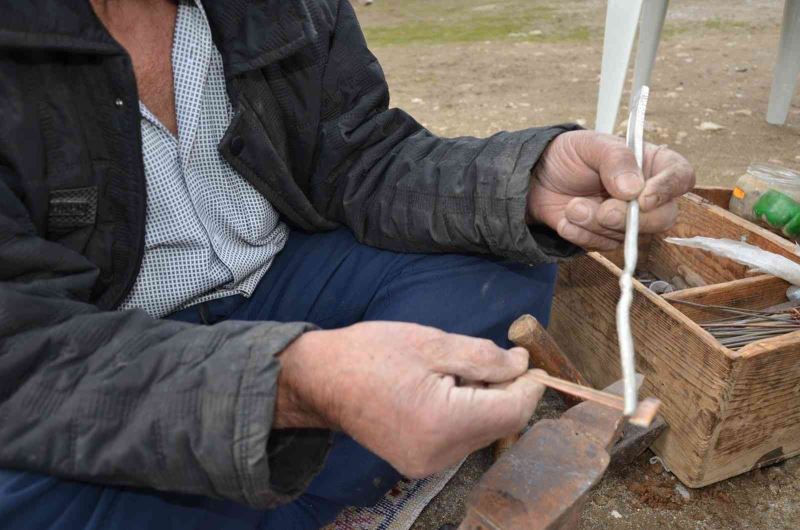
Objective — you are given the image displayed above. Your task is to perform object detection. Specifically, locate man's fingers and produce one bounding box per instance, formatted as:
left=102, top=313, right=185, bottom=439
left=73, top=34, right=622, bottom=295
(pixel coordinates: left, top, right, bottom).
left=556, top=218, right=620, bottom=251
left=565, top=197, right=625, bottom=241
left=638, top=153, right=696, bottom=212
left=597, top=198, right=679, bottom=233
left=479, top=369, right=547, bottom=435
left=427, top=336, right=529, bottom=383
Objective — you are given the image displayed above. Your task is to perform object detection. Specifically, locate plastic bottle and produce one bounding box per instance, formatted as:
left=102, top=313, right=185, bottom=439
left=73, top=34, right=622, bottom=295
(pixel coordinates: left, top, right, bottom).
left=729, top=163, right=800, bottom=238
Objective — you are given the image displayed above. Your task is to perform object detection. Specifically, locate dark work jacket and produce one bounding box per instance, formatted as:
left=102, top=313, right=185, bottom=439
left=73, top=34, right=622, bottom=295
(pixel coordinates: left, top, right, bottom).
left=0, top=0, right=579, bottom=509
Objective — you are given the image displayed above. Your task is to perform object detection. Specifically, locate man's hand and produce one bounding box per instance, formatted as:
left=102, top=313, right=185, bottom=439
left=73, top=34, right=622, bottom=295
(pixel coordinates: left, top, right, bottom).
left=275, top=322, right=545, bottom=478
left=527, top=130, right=696, bottom=251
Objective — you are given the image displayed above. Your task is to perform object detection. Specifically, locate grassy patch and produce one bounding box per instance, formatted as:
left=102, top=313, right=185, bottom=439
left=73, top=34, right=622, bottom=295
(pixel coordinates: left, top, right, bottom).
left=360, top=0, right=593, bottom=47
left=703, top=18, right=754, bottom=31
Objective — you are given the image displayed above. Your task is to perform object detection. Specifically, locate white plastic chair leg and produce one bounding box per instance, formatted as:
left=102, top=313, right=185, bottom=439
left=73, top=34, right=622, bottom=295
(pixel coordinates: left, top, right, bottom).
left=630, top=0, right=669, bottom=106
left=595, top=0, right=645, bottom=134
left=767, top=0, right=800, bottom=125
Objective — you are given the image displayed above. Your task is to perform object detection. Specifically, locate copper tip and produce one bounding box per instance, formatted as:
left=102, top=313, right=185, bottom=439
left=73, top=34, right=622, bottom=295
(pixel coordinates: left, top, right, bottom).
left=628, top=397, right=662, bottom=428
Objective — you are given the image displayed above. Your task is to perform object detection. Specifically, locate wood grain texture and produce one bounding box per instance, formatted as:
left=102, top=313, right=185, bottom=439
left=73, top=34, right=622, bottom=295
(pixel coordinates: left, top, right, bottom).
left=692, top=186, right=733, bottom=209
left=664, top=275, right=791, bottom=324
left=646, top=197, right=750, bottom=285
left=704, top=331, right=800, bottom=483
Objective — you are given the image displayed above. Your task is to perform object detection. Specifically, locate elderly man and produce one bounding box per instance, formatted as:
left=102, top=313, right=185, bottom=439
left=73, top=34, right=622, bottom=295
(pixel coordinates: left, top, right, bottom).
left=0, top=1, right=694, bottom=529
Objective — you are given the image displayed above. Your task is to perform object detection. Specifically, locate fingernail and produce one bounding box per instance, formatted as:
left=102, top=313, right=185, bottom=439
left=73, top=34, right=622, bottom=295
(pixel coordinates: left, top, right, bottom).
left=617, top=171, right=644, bottom=197
left=605, top=209, right=625, bottom=228
left=571, top=202, right=591, bottom=223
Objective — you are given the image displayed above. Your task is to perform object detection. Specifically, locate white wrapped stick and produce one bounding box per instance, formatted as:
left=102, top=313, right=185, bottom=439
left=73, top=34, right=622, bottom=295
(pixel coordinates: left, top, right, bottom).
left=617, top=86, right=649, bottom=416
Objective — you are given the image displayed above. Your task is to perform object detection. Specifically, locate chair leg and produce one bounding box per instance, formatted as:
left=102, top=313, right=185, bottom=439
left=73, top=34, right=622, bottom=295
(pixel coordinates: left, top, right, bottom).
left=595, top=0, right=645, bottom=134
left=767, top=0, right=800, bottom=125
left=631, top=0, right=669, bottom=105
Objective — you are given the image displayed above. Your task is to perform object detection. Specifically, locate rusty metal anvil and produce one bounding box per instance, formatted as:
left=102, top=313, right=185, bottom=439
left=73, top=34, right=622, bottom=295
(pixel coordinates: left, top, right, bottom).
left=458, top=316, right=667, bottom=530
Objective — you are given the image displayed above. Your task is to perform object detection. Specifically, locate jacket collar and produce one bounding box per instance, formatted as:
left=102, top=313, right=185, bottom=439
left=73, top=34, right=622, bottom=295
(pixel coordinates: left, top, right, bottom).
left=0, top=0, right=316, bottom=76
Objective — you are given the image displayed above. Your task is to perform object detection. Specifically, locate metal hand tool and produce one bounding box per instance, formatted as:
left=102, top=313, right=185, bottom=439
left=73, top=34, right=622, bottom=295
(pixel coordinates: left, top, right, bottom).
left=461, top=375, right=665, bottom=530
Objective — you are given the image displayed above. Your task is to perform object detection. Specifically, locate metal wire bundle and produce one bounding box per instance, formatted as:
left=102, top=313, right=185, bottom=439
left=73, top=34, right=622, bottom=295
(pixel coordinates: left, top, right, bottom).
left=673, top=300, right=800, bottom=350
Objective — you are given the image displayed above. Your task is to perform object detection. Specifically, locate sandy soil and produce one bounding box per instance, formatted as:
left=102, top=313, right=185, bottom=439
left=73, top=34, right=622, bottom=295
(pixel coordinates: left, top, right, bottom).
left=355, top=1, right=800, bottom=528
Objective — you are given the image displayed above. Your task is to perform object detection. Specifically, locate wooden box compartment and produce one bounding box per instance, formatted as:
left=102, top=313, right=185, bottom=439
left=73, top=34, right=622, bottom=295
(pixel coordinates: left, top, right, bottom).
left=549, top=191, right=800, bottom=487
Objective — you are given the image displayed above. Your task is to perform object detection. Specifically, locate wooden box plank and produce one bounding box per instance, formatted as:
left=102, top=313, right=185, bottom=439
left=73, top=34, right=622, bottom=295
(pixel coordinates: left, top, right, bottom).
left=706, top=331, right=800, bottom=483
left=664, top=275, right=790, bottom=323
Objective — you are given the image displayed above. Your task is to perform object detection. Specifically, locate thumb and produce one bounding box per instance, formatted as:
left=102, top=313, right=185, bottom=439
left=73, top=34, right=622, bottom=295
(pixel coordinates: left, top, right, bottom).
left=575, top=132, right=645, bottom=201
left=426, top=335, right=530, bottom=383
left=474, top=369, right=547, bottom=435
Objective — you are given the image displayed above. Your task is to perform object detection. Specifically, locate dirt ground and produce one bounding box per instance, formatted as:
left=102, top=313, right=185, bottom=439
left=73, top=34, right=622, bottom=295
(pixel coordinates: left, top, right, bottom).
left=354, top=1, right=800, bottom=528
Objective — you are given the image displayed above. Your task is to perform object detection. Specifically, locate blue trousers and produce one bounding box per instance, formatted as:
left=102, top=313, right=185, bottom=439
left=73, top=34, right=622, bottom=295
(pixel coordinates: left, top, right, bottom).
left=0, top=228, right=557, bottom=530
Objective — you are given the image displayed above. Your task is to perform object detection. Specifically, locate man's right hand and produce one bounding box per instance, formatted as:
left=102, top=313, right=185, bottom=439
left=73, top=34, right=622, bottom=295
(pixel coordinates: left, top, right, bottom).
left=275, top=321, right=545, bottom=478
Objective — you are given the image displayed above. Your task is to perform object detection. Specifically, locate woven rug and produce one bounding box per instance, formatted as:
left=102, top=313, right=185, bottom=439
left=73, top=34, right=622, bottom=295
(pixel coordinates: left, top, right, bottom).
left=326, top=463, right=462, bottom=530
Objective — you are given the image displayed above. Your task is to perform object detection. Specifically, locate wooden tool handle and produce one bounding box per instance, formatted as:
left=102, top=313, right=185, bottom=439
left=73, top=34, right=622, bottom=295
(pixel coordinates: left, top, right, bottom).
left=494, top=315, right=662, bottom=459
left=509, top=314, right=589, bottom=395
left=495, top=315, right=589, bottom=459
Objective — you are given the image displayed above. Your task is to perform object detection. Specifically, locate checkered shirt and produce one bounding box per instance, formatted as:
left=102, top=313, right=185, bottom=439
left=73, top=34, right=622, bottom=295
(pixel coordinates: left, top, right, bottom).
left=119, top=0, right=288, bottom=317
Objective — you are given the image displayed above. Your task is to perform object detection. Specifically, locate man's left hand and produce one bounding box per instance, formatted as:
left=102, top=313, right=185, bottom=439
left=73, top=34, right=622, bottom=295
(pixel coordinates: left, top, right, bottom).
left=527, top=130, right=696, bottom=251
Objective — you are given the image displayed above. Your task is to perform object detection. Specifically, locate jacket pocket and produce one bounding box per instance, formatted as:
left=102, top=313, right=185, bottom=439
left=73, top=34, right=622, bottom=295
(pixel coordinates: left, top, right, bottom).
left=46, top=186, right=98, bottom=251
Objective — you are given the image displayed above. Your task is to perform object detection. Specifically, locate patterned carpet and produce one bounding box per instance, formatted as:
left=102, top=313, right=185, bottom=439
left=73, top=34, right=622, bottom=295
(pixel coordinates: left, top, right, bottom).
left=327, top=464, right=462, bottom=530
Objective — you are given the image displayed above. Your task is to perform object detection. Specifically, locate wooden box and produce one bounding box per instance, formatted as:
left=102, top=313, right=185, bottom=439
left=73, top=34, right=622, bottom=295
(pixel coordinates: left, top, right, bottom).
left=549, top=189, right=800, bottom=487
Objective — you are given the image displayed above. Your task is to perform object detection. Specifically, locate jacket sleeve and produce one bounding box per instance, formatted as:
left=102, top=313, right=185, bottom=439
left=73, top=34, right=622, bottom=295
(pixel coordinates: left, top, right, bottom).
left=310, top=1, right=582, bottom=264
left=0, top=173, right=330, bottom=509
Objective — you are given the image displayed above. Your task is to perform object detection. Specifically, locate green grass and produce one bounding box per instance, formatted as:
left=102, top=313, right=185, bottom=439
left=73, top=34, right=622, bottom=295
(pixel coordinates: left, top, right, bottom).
left=660, top=18, right=761, bottom=40
left=703, top=18, right=755, bottom=31
left=360, top=1, right=593, bottom=47
left=358, top=0, right=769, bottom=48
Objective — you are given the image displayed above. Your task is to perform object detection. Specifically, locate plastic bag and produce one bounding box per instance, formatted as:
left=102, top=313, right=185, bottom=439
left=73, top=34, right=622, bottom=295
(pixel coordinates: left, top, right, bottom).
left=665, top=236, right=800, bottom=286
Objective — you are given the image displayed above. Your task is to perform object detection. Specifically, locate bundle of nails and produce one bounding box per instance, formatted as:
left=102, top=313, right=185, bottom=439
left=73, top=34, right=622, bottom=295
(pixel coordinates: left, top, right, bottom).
left=673, top=300, right=800, bottom=350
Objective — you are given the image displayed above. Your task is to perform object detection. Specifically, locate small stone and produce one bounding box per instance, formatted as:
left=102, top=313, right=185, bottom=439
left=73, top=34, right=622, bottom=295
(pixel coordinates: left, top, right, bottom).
left=410, top=97, right=424, bottom=104
left=675, top=484, right=691, bottom=500
left=730, top=108, right=753, bottom=117
left=696, top=121, right=726, bottom=131
left=529, top=29, right=543, bottom=36
left=575, top=118, right=587, bottom=127
left=611, top=510, right=623, bottom=519
left=734, top=66, right=749, bottom=73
